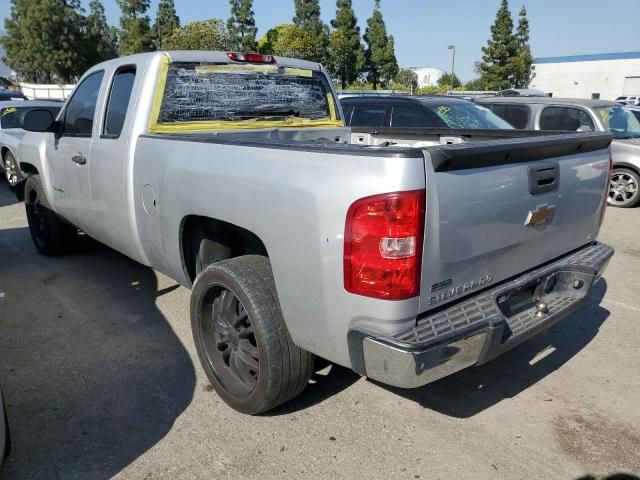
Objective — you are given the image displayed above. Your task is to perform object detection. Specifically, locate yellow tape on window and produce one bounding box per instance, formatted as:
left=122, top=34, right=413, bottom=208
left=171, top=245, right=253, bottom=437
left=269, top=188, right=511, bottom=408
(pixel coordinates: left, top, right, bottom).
left=148, top=53, right=171, bottom=132
left=195, top=64, right=279, bottom=75
left=150, top=118, right=344, bottom=133
left=284, top=67, right=313, bottom=77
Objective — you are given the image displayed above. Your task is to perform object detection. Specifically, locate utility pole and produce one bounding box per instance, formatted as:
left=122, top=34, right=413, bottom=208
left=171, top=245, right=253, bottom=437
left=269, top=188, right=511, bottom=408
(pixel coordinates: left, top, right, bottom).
left=448, top=44, right=456, bottom=80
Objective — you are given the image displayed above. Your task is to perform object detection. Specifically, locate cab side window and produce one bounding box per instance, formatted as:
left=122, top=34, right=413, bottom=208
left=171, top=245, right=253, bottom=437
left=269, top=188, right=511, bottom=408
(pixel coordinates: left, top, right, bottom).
left=350, top=104, right=390, bottom=128
left=63, top=71, right=104, bottom=137
left=103, top=67, right=136, bottom=138
left=490, top=104, right=530, bottom=129
left=539, top=106, right=595, bottom=131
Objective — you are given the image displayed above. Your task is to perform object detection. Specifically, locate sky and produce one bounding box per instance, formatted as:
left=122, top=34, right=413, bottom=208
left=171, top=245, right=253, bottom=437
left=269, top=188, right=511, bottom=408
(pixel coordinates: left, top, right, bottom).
left=2, top=0, right=639, bottom=81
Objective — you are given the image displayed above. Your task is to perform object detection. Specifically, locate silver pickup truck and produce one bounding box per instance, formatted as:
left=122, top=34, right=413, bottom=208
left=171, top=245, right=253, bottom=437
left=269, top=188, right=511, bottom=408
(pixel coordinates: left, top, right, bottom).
left=18, top=51, right=614, bottom=414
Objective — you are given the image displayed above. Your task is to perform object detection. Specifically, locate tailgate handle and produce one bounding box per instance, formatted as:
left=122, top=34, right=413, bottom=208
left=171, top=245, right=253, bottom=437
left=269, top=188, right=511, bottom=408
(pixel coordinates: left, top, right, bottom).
left=528, top=163, right=559, bottom=194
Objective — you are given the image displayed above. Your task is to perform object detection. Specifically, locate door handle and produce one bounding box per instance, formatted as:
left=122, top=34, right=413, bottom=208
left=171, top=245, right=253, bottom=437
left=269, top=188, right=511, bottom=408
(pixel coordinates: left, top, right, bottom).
left=71, top=154, right=86, bottom=165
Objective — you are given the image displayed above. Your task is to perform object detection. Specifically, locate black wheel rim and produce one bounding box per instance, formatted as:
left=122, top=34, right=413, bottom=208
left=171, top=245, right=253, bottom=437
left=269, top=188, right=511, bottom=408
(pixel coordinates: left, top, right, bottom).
left=26, top=188, right=47, bottom=246
left=198, top=286, right=259, bottom=397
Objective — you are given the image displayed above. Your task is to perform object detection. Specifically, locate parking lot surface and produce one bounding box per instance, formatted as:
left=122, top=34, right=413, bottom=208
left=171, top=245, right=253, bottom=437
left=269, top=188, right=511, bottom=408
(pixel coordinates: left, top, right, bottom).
left=0, top=181, right=638, bottom=480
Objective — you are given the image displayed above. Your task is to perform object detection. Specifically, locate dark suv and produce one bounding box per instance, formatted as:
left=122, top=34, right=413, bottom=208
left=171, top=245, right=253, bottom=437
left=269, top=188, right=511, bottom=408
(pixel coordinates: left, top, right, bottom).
left=340, top=95, right=513, bottom=130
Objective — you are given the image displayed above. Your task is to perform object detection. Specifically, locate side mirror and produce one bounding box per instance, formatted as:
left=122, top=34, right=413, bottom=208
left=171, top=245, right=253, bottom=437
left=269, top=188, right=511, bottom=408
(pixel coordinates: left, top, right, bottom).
left=22, top=109, right=57, bottom=133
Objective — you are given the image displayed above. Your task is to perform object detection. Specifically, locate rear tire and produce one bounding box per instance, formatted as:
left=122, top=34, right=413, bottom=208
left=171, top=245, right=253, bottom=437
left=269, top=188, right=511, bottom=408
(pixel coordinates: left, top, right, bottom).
left=24, top=175, right=77, bottom=255
left=190, top=255, right=314, bottom=414
left=608, top=168, right=640, bottom=208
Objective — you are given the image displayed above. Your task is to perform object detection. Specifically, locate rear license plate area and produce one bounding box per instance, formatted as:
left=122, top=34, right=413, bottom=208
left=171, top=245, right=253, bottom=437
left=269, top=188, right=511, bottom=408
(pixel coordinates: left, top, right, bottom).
left=496, top=273, right=558, bottom=318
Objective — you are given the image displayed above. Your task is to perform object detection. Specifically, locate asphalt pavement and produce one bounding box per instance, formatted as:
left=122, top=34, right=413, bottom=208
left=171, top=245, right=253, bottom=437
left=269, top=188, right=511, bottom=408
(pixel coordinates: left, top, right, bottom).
left=0, top=180, right=638, bottom=480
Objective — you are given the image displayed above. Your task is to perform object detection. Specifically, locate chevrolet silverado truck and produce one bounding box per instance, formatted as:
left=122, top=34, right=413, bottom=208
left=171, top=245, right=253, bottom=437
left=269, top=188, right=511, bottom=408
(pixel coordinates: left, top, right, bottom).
left=18, top=51, right=614, bottom=414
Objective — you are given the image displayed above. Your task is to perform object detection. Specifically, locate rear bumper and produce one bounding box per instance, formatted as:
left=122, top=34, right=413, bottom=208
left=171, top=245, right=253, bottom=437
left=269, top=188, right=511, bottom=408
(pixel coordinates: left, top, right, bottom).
left=348, top=242, right=613, bottom=389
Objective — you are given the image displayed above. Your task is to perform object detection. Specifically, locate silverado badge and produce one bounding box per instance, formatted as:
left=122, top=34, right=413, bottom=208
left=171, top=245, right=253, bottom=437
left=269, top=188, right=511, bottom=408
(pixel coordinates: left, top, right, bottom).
left=525, top=204, right=555, bottom=227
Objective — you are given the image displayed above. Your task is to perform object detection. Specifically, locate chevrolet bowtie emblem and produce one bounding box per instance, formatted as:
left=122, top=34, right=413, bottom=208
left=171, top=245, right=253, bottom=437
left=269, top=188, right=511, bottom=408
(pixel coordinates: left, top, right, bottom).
left=525, top=204, right=556, bottom=226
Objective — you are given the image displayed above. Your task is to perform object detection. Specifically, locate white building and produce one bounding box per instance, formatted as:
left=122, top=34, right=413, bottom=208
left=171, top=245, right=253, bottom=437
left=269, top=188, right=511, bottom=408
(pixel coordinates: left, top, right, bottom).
left=529, top=51, right=640, bottom=101
left=407, top=66, right=446, bottom=88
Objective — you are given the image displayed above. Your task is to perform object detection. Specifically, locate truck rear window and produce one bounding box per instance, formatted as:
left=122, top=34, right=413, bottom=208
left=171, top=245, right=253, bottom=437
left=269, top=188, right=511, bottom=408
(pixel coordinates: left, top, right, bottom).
left=152, top=61, right=342, bottom=132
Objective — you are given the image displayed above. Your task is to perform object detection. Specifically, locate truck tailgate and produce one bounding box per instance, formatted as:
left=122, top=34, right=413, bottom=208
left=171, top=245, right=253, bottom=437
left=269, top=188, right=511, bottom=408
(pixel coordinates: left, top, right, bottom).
left=419, top=132, right=612, bottom=313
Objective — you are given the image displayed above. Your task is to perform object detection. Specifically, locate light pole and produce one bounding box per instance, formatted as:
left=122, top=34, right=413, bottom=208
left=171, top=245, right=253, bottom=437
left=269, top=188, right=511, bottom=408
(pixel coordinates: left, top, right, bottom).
left=448, top=45, right=456, bottom=82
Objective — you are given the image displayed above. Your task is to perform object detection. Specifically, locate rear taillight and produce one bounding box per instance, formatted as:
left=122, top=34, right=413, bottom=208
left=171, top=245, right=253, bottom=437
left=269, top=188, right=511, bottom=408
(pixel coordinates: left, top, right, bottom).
left=344, top=190, right=426, bottom=300
left=227, top=52, right=276, bottom=63
left=599, top=154, right=613, bottom=227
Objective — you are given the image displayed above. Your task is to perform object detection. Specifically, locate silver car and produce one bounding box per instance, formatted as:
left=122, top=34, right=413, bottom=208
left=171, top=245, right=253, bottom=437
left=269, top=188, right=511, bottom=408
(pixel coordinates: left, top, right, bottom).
left=0, top=101, right=62, bottom=186
left=477, top=97, right=640, bottom=208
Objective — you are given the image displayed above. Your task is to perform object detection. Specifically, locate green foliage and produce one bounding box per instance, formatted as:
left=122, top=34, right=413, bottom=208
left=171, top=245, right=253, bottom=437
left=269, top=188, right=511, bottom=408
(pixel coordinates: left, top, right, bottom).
left=153, top=0, right=180, bottom=49
left=363, top=0, right=398, bottom=90
left=479, top=0, right=519, bottom=90
left=394, top=69, right=418, bottom=91
left=416, top=85, right=448, bottom=95
left=86, top=0, right=117, bottom=65
left=437, top=72, right=461, bottom=88
left=117, top=0, right=153, bottom=56
left=292, top=0, right=329, bottom=63
left=328, top=0, right=364, bottom=89
left=464, top=77, right=486, bottom=91
left=1, top=0, right=90, bottom=82
left=257, top=24, right=314, bottom=60
left=228, top=0, right=257, bottom=52
left=164, top=18, right=231, bottom=50
left=513, top=6, right=533, bottom=88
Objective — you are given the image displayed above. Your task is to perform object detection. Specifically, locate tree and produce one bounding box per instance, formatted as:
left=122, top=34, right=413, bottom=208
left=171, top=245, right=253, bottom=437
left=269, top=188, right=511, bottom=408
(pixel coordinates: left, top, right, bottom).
left=227, top=0, right=257, bottom=52
left=513, top=5, right=533, bottom=88
left=363, top=0, right=398, bottom=90
left=293, top=0, right=329, bottom=63
left=437, top=72, right=461, bottom=88
left=164, top=19, right=231, bottom=50
left=479, top=0, right=519, bottom=90
left=394, top=69, right=418, bottom=91
left=257, top=24, right=315, bottom=60
left=153, top=0, right=180, bottom=49
left=117, top=0, right=153, bottom=56
left=86, top=0, right=117, bottom=65
left=464, top=77, right=486, bottom=91
left=329, top=0, right=364, bottom=89
left=1, top=0, right=88, bottom=83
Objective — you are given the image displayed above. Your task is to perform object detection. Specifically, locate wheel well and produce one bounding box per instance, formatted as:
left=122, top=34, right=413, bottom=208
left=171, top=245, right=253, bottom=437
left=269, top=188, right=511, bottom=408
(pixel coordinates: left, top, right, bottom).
left=0, top=146, right=8, bottom=160
left=18, top=162, right=39, bottom=177
left=181, top=216, right=268, bottom=283
left=612, top=163, right=640, bottom=175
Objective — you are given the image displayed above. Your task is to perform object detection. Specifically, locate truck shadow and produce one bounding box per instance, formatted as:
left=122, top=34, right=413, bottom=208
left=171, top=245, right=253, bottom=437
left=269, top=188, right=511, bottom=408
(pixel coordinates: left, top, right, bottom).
left=0, top=227, right=196, bottom=480
left=376, top=279, right=610, bottom=418
left=0, top=182, right=19, bottom=208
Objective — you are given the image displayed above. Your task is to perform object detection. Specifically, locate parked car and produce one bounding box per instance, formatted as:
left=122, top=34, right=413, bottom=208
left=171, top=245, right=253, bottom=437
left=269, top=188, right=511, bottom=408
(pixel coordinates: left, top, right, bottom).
left=623, top=96, right=640, bottom=106
left=628, top=105, right=640, bottom=123
left=477, top=97, right=640, bottom=208
left=0, top=101, right=62, bottom=186
left=0, top=90, right=26, bottom=102
left=341, top=95, right=514, bottom=129
left=19, top=51, right=613, bottom=414
left=495, top=88, right=548, bottom=97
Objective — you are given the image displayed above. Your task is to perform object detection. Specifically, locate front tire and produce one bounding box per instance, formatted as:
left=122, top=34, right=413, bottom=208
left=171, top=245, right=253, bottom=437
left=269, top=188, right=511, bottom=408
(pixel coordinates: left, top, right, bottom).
left=3, top=150, right=20, bottom=187
left=24, top=175, right=77, bottom=255
left=191, top=255, right=314, bottom=414
left=608, top=168, right=640, bottom=208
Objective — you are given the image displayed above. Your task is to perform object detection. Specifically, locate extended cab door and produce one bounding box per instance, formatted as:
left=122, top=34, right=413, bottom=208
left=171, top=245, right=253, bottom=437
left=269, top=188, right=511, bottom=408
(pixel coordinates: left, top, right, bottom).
left=82, top=66, right=140, bottom=260
left=48, top=70, right=104, bottom=229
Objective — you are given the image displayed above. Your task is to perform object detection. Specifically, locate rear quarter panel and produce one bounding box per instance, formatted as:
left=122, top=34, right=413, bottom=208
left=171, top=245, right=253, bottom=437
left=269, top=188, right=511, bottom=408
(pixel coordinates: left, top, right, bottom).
left=132, top=137, right=426, bottom=367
